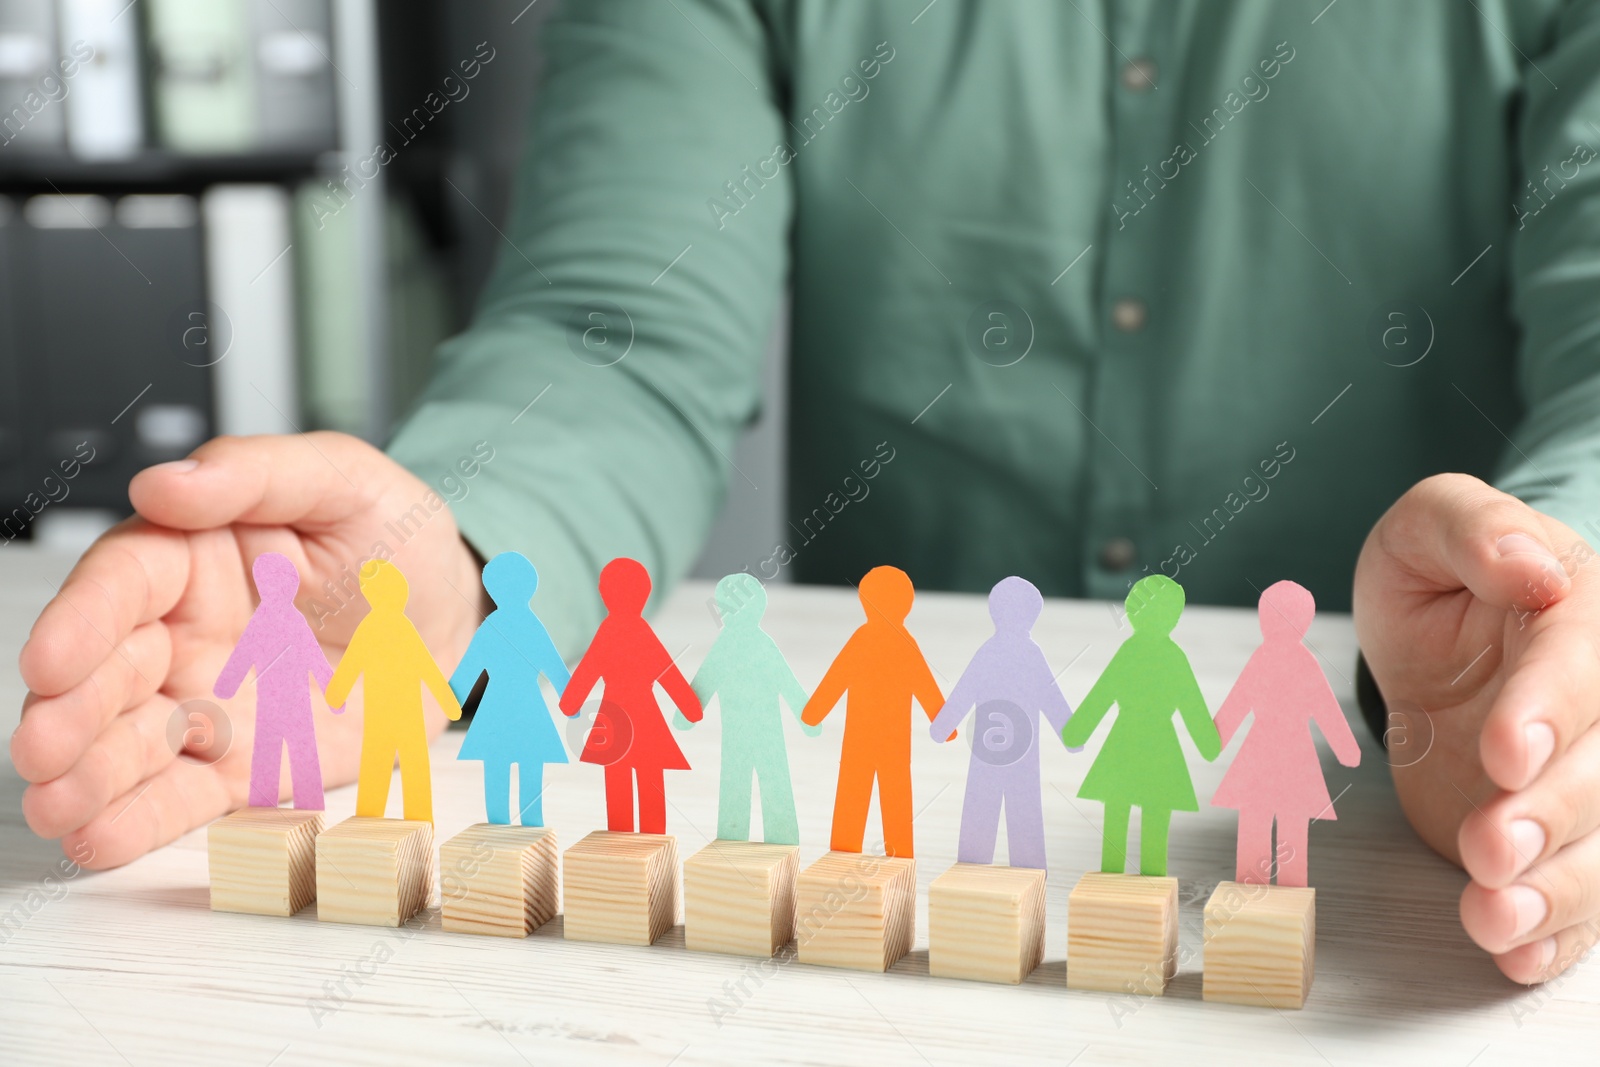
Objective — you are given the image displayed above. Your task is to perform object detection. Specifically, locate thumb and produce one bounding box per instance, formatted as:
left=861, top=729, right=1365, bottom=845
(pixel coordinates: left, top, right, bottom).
left=128, top=433, right=383, bottom=532
left=1375, top=474, right=1572, bottom=612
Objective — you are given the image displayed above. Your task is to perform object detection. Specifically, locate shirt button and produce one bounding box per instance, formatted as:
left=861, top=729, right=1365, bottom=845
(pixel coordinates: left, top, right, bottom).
left=1112, top=298, right=1147, bottom=333
left=1098, top=537, right=1138, bottom=572
left=1120, top=58, right=1158, bottom=92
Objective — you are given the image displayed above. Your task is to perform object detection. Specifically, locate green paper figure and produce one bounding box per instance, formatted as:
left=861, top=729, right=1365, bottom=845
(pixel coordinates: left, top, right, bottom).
left=1061, top=575, right=1221, bottom=876
left=676, top=573, right=819, bottom=845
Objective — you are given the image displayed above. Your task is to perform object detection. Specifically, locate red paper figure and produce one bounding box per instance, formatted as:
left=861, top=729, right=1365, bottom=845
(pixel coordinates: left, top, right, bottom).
left=1211, top=580, right=1362, bottom=886
left=559, top=558, right=702, bottom=833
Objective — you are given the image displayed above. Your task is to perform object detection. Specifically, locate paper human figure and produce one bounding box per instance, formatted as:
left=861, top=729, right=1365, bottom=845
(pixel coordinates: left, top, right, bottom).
left=449, top=551, right=571, bottom=827
left=1211, top=580, right=1362, bottom=886
left=677, top=573, right=818, bottom=845
left=1061, top=575, right=1220, bottom=877
left=802, top=565, right=947, bottom=859
left=325, top=559, right=463, bottom=823
left=213, top=553, right=341, bottom=810
left=558, top=557, right=702, bottom=834
left=928, top=576, right=1074, bottom=870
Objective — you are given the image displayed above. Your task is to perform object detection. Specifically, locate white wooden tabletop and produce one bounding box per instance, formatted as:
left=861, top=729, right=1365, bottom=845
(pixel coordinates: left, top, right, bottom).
left=0, top=548, right=1593, bottom=1066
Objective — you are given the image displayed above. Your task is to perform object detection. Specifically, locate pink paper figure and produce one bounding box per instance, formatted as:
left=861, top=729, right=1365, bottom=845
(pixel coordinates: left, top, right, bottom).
left=928, top=577, right=1075, bottom=870
left=213, top=553, right=342, bottom=809
left=1211, top=580, right=1362, bottom=887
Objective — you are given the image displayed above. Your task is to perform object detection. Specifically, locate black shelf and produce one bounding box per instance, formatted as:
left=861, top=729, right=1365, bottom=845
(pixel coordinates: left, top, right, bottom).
left=0, top=149, right=333, bottom=193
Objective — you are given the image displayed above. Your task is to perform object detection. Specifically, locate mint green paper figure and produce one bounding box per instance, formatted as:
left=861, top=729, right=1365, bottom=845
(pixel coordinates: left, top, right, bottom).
left=1061, top=575, right=1221, bottom=876
left=675, top=573, right=818, bottom=845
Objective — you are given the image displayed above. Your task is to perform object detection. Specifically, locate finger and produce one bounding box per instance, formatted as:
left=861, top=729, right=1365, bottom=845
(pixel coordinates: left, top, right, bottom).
left=1478, top=620, right=1600, bottom=792
left=64, top=756, right=236, bottom=871
left=1460, top=823, right=1600, bottom=954
left=11, top=621, right=171, bottom=783
left=128, top=433, right=383, bottom=533
left=1375, top=473, right=1571, bottom=610
left=1462, top=726, right=1600, bottom=887
left=21, top=694, right=179, bottom=839
left=18, top=521, right=189, bottom=697
left=1493, top=916, right=1600, bottom=985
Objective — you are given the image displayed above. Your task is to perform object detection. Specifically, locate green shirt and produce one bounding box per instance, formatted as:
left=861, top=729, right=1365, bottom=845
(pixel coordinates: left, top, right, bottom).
left=388, top=0, right=1600, bottom=657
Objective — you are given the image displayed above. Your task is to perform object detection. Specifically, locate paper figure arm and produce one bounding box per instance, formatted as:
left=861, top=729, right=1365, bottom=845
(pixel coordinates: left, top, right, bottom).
left=928, top=664, right=976, bottom=743
left=418, top=635, right=464, bottom=723
left=1034, top=648, right=1077, bottom=748
left=307, top=633, right=343, bottom=713
left=802, top=637, right=854, bottom=727
left=657, top=650, right=703, bottom=724
left=1174, top=651, right=1222, bottom=762
left=559, top=638, right=604, bottom=717
left=682, top=643, right=723, bottom=731
left=1309, top=664, right=1363, bottom=768
left=1213, top=649, right=1263, bottom=748
left=532, top=622, right=573, bottom=697
left=324, top=627, right=368, bottom=710
left=448, top=623, right=493, bottom=703
left=212, top=617, right=260, bottom=700
left=1060, top=647, right=1123, bottom=748
left=910, top=646, right=948, bottom=735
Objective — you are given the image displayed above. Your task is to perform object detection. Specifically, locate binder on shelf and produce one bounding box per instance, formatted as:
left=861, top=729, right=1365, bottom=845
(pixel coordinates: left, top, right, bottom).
left=59, top=0, right=145, bottom=160
left=0, top=0, right=65, bottom=152
left=248, top=0, right=335, bottom=152
left=294, top=177, right=364, bottom=435
left=202, top=184, right=298, bottom=436
left=16, top=193, right=212, bottom=512
left=147, top=0, right=254, bottom=153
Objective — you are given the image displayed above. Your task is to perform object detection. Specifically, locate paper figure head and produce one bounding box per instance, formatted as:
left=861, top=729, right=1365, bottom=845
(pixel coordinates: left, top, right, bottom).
left=252, top=552, right=300, bottom=603
left=483, top=550, right=539, bottom=608
left=714, top=572, right=766, bottom=627
left=1258, top=579, right=1315, bottom=642
left=1126, top=574, right=1184, bottom=635
left=988, top=575, right=1042, bottom=632
left=598, top=557, right=650, bottom=615
left=358, top=558, right=408, bottom=611
left=858, top=565, right=914, bottom=623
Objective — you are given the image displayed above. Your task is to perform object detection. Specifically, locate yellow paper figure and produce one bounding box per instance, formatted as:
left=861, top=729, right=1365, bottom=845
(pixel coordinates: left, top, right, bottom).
left=326, top=559, right=462, bottom=822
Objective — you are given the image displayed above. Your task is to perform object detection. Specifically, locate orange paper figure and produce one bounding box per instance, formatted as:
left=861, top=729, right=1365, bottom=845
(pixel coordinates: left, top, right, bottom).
left=802, top=565, right=947, bottom=858
left=325, top=559, right=462, bottom=823
left=558, top=558, right=702, bottom=834
left=1211, top=580, right=1362, bottom=886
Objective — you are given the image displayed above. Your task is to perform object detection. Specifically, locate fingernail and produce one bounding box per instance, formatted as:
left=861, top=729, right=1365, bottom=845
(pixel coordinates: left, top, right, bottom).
left=1535, top=936, right=1557, bottom=972
left=1509, top=819, right=1546, bottom=875
left=1524, top=722, right=1556, bottom=782
left=151, top=459, right=198, bottom=474
left=1507, top=884, right=1550, bottom=940
left=1497, top=533, right=1559, bottom=563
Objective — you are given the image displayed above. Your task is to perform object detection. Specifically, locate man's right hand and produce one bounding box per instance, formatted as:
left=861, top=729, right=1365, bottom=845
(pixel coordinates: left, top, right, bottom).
left=11, top=433, right=486, bottom=869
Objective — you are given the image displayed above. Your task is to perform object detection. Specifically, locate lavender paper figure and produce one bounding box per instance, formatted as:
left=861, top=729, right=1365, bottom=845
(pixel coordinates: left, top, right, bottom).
left=214, top=553, right=342, bottom=809
left=929, top=576, right=1074, bottom=870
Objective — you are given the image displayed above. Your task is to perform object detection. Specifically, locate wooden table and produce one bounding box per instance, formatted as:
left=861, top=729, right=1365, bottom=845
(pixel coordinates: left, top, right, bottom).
left=0, top=549, right=1593, bottom=1065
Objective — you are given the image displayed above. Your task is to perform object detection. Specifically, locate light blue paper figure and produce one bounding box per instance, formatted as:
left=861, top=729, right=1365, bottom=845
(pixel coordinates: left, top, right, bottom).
left=675, top=573, right=819, bottom=845
left=450, top=552, right=570, bottom=825
left=929, top=577, right=1075, bottom=870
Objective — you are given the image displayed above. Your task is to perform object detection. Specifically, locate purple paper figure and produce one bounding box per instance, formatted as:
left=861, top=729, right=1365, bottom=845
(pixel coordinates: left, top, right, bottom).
left=214, top=553, right=342, bottom=809
left=1211, top=580, right=1362, bottom=887
left=928, top=577, right=1074, bottom=870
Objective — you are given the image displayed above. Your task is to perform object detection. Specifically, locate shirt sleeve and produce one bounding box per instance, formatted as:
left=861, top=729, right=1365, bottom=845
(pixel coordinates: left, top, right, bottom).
left=1500, top=1, right=1600, bottom=542
left=386, top=0, right=792, bottom=660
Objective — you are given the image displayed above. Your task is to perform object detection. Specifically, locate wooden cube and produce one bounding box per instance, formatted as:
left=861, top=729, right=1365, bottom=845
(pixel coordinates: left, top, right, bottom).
left=683, top=840, right=800, bottom=957
left=562, top=831, right=679, bottom=946
left=315, top=817, right=433, bottom=927
left=794, top=850, right=915, bottom=972
left=1202, top=881, right=1316, bottom=1009
left=439, top=824, right=559, bottom=937
left=928, top=863, right=1046, bottom=984
left=208, top=807, right=325, bottom=917
left=1066, top=872, right=1179, bottom=994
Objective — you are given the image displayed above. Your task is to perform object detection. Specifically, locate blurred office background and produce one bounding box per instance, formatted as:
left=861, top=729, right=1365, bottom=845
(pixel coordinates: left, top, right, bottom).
left=0, top=0, right=785, bottom=578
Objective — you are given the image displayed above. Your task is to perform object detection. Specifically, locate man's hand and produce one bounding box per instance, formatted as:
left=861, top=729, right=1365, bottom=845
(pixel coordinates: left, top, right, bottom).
left=11, top=433, right=486, bottom=869
left=1355, top=473, right=1600, bottom=983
